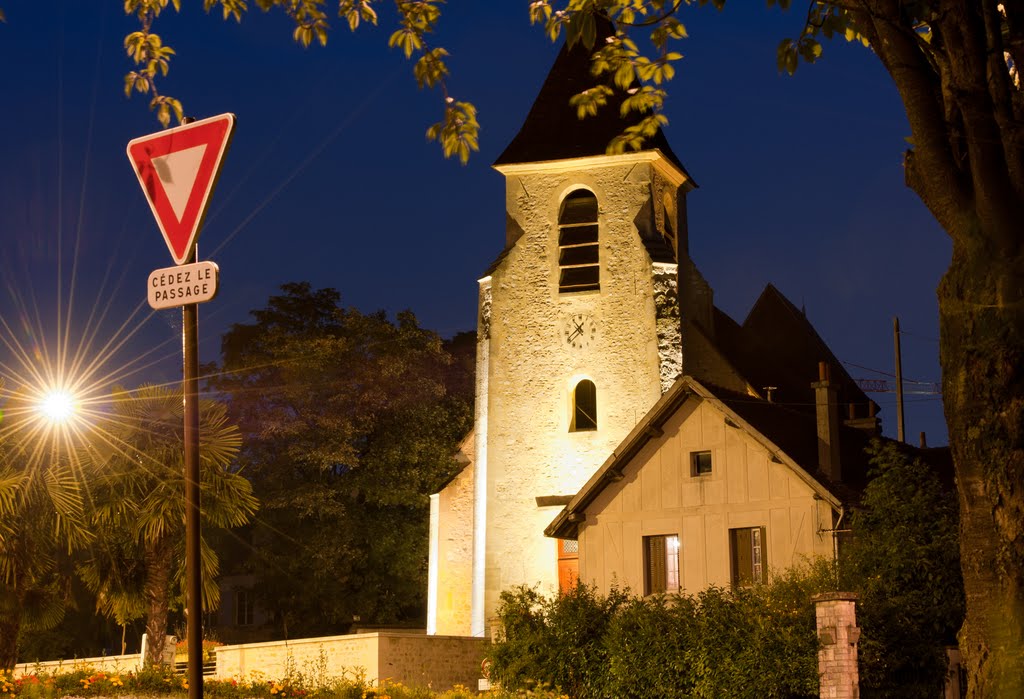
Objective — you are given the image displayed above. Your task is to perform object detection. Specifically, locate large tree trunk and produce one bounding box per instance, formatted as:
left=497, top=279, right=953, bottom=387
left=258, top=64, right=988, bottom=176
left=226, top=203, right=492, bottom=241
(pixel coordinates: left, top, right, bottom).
left=940, top=244, right=1024, bottom=696
left=143, top=537, right=174, bottom=667
left=0, top=616, right=19, bottom=672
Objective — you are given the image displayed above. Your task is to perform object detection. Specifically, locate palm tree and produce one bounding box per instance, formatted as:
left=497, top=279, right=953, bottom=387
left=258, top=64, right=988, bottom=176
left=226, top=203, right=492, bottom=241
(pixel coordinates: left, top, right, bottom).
left=0, top=381, right=93, bottom=670
left=80, top=384, right=257, bottom=666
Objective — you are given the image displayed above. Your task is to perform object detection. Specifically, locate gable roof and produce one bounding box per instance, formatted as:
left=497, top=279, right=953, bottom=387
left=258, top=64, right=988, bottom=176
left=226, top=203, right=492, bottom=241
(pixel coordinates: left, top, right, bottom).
left=711, top=284, right=876, bottom=416
left=493, top=15, right=690, bottom=177
left=545, top=375, right=873, bottom=540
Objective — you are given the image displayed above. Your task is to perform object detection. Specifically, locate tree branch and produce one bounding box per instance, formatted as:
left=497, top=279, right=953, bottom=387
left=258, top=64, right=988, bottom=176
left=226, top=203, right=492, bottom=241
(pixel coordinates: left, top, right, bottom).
left=860, top=0, right=972, bottom=241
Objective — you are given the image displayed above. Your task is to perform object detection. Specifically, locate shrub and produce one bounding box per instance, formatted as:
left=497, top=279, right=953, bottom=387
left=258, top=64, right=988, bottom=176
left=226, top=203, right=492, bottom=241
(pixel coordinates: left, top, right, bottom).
left=489, top=571, right=825, bottom=699
left=839, top=440, right=964, bottom=698
left=487, top=583, right=627, bottom=698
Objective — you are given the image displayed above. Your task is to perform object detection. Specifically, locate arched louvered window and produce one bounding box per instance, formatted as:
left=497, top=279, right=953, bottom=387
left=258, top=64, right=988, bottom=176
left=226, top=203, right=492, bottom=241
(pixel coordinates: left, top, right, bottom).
left=571, top=379, right=597, bottom=432
left=558, top=190, right=599, bottom=293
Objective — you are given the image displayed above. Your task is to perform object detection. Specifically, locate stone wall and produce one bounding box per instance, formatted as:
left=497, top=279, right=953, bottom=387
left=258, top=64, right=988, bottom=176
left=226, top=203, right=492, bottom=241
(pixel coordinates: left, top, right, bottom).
left=13, top=654, right=142, bottom=677
left=214, top=632, right=486, bottom=691
left=13, top=634, right=175, bottom=677
left=481, top=153, right=688, bottom=629
left=812, top=592, right=860, bottom=699
left=429, top=438, right=476, bottom=636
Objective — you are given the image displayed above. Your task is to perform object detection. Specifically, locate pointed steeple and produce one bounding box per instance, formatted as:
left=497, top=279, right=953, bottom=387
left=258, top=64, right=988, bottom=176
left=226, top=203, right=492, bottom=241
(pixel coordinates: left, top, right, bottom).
left=495, top=15, right=689, bottom=175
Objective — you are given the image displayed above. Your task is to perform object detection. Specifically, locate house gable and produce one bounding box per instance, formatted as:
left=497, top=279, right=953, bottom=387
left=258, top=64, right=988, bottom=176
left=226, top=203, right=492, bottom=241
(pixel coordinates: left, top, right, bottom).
left=549, top=377, right=840, bottom=596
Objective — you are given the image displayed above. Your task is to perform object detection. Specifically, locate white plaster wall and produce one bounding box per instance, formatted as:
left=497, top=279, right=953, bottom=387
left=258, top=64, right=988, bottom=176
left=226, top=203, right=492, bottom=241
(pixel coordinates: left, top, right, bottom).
left=482, top=157, right=678, bottom=625
left=578, top=400, right=835, bottom=595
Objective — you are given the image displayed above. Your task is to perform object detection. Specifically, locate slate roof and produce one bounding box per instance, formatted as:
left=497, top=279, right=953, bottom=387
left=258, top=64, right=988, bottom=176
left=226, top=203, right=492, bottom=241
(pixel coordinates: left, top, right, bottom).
left=712, top=284, right=876, bottom=417
left=702, top=382, right=871, bottom=497
left=494, top=14, right=690, bottom=177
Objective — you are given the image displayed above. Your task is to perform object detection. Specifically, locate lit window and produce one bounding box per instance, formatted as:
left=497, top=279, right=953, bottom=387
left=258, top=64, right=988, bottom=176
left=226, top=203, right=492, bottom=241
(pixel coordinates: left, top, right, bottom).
left=644, top=534, right=680, bottom=595
left=571, top=379, right=597, bottom=431
left=558, top=190, right=599, bottom=293
left=730, top=527, right=767, bottom=587
left=691, top=450, right=712, bottom=476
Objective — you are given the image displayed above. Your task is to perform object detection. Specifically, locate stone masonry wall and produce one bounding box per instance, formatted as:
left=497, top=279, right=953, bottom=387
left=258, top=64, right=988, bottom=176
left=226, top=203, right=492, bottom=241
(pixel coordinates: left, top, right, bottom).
left=812, top=592, right=860, bottom=699
left=215, top=632, right=486, bottom=691
left=482, top=156, right=675, bottom=627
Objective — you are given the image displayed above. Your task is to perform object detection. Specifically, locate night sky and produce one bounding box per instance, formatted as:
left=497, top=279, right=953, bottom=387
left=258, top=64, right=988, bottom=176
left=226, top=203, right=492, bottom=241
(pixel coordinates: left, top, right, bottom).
left=0, top=2, right=949, bottom=444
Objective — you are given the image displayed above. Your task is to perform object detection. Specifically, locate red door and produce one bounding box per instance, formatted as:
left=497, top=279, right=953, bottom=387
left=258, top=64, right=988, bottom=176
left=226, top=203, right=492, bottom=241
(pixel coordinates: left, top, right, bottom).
left=558, top=539, right=579, bottom=592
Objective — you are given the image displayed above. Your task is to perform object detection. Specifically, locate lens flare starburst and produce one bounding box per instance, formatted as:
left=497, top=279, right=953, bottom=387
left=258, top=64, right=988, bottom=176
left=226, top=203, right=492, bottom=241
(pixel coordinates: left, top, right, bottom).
left=38, top=389, right=77, bottom=424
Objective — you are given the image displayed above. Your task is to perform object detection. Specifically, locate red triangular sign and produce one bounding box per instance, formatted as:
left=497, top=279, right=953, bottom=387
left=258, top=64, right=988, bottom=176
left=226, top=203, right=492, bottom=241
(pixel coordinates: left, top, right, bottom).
left=127, top=113, right=236, bottom=265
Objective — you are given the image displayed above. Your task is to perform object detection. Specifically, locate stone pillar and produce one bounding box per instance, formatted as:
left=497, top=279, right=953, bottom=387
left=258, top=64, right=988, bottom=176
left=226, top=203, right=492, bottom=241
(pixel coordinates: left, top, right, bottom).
left=812, top=592, right=860, bottom=699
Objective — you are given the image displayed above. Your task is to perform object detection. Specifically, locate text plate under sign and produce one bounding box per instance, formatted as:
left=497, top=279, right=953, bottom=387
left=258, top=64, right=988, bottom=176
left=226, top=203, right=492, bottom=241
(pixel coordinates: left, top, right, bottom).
left=148, top=261, right=220, bottom=310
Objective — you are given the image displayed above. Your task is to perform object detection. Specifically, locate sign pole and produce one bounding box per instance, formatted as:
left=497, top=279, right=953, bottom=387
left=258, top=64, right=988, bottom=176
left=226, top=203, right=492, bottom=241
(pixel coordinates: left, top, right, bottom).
left=182, top=243, right=202, bottom=699
left=126, top=113, right=234, bottom=698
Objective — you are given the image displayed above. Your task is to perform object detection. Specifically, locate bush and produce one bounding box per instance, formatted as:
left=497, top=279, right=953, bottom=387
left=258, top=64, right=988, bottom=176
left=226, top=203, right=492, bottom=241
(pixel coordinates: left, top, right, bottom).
left=489, top=570, right=826, bottom=699
left=839, top=440, right=964, bottom=698
left=488, top=583, right=627, bottom=698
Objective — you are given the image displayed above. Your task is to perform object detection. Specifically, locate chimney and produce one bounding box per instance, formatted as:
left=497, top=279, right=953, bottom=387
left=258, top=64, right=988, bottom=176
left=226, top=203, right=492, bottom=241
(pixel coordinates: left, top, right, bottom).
left=812, top=361, right=842, bottom=482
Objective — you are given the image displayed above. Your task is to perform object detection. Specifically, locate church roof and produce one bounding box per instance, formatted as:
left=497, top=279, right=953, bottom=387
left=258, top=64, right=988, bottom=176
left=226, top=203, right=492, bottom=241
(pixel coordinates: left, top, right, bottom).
left=713, top=284, right=876, bottom=416
left=494, top=15, right=690, bottom=176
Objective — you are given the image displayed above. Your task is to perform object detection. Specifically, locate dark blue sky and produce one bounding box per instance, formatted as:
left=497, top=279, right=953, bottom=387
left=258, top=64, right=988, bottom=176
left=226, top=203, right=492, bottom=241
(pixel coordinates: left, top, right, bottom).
left=0, top=2, right=949, bottom=443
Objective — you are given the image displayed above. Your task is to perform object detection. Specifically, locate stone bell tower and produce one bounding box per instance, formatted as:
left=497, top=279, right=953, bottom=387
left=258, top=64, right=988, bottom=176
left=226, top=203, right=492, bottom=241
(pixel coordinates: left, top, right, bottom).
left=463, top=18, right=697, bottom=636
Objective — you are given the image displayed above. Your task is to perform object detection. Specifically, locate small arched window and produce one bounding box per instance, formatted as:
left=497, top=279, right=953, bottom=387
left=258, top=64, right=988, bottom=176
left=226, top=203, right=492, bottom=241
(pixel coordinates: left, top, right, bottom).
left=558, top=190, right=599, bottom=293
left=571, top=379, right=597, bottom=432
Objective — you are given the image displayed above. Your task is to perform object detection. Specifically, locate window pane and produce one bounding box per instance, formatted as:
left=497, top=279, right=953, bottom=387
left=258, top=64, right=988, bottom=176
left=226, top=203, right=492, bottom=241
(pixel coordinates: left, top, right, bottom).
left=573, top=379, right=597, bottom=431
left=665, top=535, right=680, bottom=592
left=559, top=244, right=599, bottom=267
left=692, top=451, right=712, bottom=476
left=751, top=527, right=764, bottom=583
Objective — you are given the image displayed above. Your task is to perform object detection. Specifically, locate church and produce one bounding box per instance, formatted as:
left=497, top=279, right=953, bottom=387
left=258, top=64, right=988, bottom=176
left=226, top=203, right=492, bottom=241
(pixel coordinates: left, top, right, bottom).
left=425, top=19, right=883, bottom=638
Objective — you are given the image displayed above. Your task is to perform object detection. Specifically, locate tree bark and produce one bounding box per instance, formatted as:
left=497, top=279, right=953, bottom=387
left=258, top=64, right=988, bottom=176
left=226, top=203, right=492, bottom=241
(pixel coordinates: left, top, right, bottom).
left=143, top=537, right=174, bottom=667
left=940, top=241, right=1024, bottom=697
left=0, top=616, right=19, bottom=672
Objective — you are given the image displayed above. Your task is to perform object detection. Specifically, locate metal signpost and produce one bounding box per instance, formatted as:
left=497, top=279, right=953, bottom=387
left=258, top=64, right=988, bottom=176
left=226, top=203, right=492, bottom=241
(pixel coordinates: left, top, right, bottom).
left=127, top=113, right=236, bottom=699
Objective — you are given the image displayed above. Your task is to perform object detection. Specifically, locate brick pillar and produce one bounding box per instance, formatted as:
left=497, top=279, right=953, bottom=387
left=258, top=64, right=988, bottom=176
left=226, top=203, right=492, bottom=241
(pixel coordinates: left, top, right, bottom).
left=812, top=592, right=860, bottom=699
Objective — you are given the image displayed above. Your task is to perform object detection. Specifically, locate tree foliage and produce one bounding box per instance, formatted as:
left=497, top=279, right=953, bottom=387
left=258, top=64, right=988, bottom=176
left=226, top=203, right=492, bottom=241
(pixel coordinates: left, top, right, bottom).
left=488, top=574, right=822, bottom=699
left=78, top=384, right=257, bottom=665
left=210, top=282, right=471, bottom=638
left=840, top=440, right=964, bottom=698
left=0, top=384, right=92, bottom=670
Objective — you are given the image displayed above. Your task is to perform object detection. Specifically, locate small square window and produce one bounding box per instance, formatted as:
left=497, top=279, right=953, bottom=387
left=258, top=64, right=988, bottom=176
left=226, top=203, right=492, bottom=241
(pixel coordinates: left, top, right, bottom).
left=691, top=451, right=712, bottom=476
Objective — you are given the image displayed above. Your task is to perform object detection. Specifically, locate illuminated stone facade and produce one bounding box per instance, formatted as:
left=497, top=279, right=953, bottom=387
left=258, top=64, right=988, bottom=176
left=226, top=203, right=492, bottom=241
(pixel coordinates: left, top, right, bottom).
left=426, top=17, right=877, bottom=639
left=428, top=144, right=696, bottom=637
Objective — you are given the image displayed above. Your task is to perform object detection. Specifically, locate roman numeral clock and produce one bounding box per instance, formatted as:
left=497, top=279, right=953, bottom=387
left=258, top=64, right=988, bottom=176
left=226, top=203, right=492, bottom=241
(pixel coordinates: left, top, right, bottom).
left=563, top=313, right=596, bottom=349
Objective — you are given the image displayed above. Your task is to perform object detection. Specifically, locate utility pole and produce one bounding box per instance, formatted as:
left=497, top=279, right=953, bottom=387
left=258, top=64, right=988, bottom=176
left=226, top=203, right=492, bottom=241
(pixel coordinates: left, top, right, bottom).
left=894, top=316, right=905, bottom=443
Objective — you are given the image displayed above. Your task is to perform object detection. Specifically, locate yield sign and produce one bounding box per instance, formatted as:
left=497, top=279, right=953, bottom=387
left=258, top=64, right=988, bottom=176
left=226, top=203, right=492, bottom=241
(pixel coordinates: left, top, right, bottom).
left=127, top=113, right=236, bottom=265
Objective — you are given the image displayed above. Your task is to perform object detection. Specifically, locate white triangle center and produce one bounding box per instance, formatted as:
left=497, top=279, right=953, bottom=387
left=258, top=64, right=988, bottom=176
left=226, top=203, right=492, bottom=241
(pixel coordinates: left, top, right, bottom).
left=151, top=144, right=208, bottom=223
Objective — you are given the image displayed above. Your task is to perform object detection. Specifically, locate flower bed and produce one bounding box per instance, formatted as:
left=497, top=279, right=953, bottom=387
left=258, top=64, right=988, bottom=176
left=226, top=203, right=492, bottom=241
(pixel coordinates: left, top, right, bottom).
left=173, top=640, right=223, bottom=664
left=1, top=667, right=565, bottom=699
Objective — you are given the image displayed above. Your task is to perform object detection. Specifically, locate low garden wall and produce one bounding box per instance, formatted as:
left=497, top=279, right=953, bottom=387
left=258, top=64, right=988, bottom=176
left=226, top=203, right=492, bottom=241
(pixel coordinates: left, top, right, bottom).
left=13, top=634, right=176, bottom=678
left=215, top=632, right=487, bottom=691
left=13, top=653, right=142, bottom=677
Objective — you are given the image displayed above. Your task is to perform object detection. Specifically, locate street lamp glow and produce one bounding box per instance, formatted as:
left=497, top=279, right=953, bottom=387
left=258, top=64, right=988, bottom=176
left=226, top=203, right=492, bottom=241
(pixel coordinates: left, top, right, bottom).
left=39, top=390, right=76, bottom=423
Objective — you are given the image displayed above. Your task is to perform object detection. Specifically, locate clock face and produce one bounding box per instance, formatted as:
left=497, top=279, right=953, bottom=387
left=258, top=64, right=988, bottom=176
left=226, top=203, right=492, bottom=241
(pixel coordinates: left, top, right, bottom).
left=564, top=313, right=596, bottom=349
